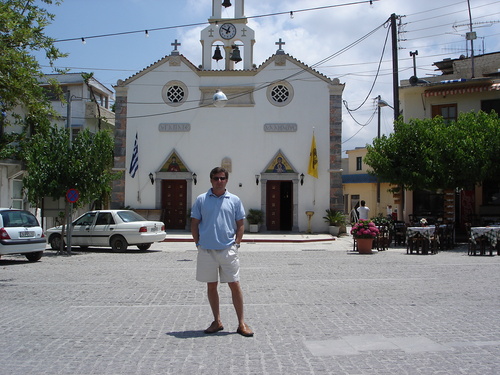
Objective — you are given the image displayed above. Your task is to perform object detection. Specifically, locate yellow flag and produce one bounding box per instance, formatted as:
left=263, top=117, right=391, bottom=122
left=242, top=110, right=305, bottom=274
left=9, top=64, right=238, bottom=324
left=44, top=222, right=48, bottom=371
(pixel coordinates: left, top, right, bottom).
left=308, top=133, right=318, bottom=178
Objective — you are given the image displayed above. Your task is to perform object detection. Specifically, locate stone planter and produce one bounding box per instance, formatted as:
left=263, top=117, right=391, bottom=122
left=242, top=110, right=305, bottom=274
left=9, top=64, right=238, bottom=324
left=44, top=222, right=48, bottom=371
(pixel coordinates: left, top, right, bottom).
left=329, top=226, right=340, bottom=236
left=356, top=238, right=375, bottom=254
left=249, top=224, right=259, bottom=233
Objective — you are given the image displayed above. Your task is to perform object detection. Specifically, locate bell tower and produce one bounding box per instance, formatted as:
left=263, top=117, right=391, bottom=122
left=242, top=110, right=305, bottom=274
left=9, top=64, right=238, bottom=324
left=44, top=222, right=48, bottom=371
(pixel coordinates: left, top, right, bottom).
left=200, top=0, right=255, bottom=70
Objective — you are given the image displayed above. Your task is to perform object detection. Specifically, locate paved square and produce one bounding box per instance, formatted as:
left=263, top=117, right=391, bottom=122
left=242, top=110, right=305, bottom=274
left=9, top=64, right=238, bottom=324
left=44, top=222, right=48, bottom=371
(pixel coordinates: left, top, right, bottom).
left=1, top=235, right=500, bottom=374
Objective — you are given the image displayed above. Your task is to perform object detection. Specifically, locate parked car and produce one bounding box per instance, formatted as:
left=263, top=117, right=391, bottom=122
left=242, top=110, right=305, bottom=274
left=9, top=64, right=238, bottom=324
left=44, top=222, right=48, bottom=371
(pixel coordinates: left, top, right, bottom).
left=46, top=210, right=166, bottom=252
left=0, top=208, right=46, bottom=262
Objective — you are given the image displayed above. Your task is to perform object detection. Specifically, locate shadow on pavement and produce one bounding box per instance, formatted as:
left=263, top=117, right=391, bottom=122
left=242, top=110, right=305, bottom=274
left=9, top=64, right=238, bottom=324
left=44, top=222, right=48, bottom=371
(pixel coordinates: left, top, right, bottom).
left=167, top=330, right=235, bottom=339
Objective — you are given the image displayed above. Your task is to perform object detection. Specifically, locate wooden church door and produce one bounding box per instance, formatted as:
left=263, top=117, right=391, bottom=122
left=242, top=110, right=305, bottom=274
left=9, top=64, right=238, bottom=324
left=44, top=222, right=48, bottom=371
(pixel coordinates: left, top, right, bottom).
left=266, top=180, right=293, bottom=231
left=162, top=180, right=187, bottom=230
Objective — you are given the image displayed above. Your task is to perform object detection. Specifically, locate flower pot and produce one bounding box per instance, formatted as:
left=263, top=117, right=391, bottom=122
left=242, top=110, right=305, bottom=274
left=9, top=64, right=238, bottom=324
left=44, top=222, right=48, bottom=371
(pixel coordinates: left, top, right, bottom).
left=249, top=224, right=259, bottom=233
left=329, top=226, right=340, bottom=236
left=356, top=238, right=374, bottom=254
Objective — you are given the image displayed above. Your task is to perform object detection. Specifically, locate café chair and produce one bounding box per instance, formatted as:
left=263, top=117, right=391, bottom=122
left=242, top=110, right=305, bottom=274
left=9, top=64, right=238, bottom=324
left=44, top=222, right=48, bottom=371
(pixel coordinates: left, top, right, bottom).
left=376, top=225, right=390, bottom=251
left=407, top=232, right=425, bottom=254
left=393, top=221, right=407, bottom=246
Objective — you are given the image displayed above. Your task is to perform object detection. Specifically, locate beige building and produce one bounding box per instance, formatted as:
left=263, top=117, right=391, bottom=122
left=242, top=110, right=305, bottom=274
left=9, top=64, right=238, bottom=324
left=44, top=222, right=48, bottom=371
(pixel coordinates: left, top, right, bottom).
left=399, top=52, right=500, bottom=229
left=342, top=147, right=396, bottom=222
left=343, top=52, right=500, bottom=231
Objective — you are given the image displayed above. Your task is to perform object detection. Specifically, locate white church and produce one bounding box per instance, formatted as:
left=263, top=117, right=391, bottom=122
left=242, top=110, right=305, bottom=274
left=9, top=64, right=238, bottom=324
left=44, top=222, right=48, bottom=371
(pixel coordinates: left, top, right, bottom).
left=111, top=0, right=344, bottom=233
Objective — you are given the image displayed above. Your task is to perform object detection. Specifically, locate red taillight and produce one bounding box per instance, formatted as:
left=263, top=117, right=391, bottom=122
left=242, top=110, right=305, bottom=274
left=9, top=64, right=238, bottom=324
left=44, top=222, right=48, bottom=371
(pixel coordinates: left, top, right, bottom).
left=161, top=225, right=165, bottom=231
left=0, top=228, right=11, bottom=239
left=41, top=231, right=45, bottom=238
left=139, top=226, right=147, bottom=233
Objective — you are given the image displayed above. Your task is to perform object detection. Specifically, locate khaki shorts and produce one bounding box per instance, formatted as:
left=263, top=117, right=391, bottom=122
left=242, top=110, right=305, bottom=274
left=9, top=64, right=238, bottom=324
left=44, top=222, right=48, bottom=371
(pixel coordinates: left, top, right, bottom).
left=196, top=245, right=240, bottom=283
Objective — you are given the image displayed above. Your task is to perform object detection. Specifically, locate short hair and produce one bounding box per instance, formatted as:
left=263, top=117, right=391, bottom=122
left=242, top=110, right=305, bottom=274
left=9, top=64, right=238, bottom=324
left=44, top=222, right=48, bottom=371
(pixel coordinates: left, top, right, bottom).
left=210, top=167, right=229, bottom=179
left=360, top=200, right=366, bottom=206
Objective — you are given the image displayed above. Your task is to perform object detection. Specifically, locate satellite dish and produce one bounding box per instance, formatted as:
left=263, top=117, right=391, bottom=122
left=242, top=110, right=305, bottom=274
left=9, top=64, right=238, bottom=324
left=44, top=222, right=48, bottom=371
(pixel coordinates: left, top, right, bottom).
left=409, top=76, right=419, bottom=86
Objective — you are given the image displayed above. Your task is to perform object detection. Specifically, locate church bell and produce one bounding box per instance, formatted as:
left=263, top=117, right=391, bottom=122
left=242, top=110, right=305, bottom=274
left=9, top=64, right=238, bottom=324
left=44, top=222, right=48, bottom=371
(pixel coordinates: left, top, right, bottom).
left=212, top=46, right=223, bottom=61
left=222, top=0, right=232, bottom=8
left=229, top=45, right=242, bottom=63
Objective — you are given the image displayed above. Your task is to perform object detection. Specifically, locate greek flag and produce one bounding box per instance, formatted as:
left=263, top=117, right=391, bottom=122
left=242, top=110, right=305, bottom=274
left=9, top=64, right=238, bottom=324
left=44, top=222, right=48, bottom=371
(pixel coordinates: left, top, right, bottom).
left=129, top=131, right=139, bottom=178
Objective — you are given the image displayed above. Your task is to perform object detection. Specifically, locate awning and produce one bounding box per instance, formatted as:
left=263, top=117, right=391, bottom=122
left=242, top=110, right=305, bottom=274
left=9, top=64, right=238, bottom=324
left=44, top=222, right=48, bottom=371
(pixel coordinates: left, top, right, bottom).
left=424, top=82, right=500, bottom=97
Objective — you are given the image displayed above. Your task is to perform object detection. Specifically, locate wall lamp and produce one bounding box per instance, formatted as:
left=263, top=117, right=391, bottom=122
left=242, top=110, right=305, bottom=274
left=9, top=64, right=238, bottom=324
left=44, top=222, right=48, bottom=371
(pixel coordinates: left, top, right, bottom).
left=149, top=173, right=154, bottom=185
left=255, top=174, right=260, bottom=185
left=213, top=89, right=228, bottom=107
left=300, top=173, right=305, bottom=186
left=192, top=173, right=197, bottom=185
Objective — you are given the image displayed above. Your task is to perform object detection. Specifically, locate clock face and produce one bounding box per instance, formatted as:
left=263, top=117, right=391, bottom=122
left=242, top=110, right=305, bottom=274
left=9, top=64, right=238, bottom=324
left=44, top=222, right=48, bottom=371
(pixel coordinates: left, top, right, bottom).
left=219, top=23, right=236, bottom=39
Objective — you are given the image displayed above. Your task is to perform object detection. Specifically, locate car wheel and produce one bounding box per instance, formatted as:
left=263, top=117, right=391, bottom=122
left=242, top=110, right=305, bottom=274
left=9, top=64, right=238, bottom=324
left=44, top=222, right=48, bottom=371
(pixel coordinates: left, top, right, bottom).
left=110, top=236, right=128, bottom=252
left=25, top=251, right=43, bottom=262
left=50, top=234, right=62, bottom=250
left=137, top=243, right=152, bottom=251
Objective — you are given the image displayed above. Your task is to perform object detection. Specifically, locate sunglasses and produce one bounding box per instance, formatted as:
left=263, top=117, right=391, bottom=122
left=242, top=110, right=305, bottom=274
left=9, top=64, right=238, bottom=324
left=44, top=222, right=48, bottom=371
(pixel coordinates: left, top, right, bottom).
left=212, top=176, right=227, bottom=181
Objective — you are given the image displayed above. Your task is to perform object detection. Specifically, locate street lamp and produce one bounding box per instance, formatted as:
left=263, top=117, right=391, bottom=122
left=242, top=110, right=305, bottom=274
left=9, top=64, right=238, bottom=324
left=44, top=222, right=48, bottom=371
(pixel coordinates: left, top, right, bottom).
left=376, top=96, right=394, bottom=205
left=377, top=95, right=393, bottom=139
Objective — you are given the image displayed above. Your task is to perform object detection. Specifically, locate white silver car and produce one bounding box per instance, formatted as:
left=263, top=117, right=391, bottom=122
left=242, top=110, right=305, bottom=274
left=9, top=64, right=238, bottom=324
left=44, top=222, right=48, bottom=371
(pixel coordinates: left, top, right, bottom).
left=46, top=210, right=166, bottom=252
left=0, top=208, right=46, bottom=262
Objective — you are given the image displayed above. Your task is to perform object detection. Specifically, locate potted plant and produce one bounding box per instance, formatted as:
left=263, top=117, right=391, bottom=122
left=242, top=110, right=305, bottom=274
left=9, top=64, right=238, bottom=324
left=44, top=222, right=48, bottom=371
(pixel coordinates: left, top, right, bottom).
left=351, top=219, right=380, bottom=254
left=246, top=209, right=264, bottom=233
left=323, top=209, right=346, bottom=236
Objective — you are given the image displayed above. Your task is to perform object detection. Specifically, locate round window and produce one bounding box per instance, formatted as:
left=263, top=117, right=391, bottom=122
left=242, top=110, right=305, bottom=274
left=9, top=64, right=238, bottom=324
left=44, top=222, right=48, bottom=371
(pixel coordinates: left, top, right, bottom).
left=162, top=81, right=188, bottom=107
left=267, top=81, right=294, bottom=107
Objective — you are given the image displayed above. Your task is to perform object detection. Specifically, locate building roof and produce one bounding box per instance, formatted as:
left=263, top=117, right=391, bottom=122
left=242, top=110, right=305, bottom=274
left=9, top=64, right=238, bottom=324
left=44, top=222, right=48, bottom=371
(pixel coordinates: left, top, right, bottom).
left=116, top=51, right=343, bottom=88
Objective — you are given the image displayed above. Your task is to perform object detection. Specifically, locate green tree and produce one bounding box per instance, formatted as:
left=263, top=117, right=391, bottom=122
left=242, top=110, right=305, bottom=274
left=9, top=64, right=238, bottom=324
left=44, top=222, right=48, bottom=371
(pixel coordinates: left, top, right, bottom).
left=0, top=0, right=66, bottom=158
left=364, top=111, right=500, bottom=191
left=23, top=127, right=115, bottom=209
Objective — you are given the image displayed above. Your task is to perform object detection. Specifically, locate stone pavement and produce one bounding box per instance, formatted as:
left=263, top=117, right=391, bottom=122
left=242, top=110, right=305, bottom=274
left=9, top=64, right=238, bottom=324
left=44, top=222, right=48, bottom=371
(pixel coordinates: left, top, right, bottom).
left=1, top=233, right=500, bottom=374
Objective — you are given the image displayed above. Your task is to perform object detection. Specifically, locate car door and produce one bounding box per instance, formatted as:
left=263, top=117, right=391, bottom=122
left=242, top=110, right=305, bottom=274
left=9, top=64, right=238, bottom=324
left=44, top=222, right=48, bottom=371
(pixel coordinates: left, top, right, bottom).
left=89, top=212, right=116, bottom=247
left=71, top=212, right=96, bottom=246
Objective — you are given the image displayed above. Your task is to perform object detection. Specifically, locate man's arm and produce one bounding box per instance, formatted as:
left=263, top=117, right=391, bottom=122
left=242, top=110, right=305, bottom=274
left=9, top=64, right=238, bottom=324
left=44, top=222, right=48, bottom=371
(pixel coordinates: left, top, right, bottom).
left=235, top=218, right=244, bottom=245
left=191, top=218, right=201, bottom=246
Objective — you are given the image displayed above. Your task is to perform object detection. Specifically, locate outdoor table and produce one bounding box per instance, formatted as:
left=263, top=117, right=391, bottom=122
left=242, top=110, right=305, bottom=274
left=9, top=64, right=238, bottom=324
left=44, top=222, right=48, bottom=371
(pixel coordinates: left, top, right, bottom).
left=406, top=226, right=438, bottom=254
left=470, top=227, right=500, bottom=247
left=407, top=226, right=436, bottom=241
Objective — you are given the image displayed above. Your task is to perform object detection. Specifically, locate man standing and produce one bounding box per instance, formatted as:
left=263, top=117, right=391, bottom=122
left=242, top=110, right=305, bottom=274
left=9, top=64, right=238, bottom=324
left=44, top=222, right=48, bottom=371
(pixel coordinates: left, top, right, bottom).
left=357, top=200, right=370, bottom=220
left=191, top=167, right=254, bottom=337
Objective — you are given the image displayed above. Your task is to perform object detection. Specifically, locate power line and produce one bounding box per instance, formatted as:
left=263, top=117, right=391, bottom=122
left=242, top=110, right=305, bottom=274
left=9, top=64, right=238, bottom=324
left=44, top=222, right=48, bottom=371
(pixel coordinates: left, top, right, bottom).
left=54, top=0, right=379, bottom=43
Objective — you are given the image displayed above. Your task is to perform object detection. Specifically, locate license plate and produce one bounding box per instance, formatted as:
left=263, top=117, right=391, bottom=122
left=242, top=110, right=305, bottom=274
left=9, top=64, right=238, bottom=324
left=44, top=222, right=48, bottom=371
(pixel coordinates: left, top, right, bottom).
left=151, top=226, right=157, bottom=232
left=20, top=231, right=35, bottom=238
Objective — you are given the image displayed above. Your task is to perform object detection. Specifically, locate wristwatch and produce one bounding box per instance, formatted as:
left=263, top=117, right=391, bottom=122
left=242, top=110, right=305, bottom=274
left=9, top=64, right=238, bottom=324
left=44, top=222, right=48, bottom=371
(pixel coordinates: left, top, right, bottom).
left=235, top=243, right=241, bottom=248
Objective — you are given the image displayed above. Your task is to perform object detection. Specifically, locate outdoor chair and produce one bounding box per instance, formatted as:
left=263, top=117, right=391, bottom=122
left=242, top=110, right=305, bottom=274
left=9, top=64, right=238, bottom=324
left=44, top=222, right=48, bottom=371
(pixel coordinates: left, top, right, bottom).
left=393, top=221, right=407, bottom=246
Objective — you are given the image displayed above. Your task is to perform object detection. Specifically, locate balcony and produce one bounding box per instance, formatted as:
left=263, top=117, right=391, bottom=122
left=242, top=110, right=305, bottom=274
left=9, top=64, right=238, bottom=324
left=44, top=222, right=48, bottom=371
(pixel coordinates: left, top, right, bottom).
left=85, top=102, right=115, bottom=127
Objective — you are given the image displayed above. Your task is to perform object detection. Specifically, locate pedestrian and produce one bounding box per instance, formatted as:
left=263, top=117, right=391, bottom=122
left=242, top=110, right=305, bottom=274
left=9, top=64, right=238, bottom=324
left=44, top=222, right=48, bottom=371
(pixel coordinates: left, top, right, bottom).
left=357, top=200, right=370, bottom=220
left=190, top=167, right=254, bottom=337
left=350, top=202, right=360, bottom=223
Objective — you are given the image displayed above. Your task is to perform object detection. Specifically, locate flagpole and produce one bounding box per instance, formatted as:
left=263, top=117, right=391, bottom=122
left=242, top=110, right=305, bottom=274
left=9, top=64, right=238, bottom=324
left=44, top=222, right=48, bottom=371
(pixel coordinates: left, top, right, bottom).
left=313, top=127, right=316, bottom=206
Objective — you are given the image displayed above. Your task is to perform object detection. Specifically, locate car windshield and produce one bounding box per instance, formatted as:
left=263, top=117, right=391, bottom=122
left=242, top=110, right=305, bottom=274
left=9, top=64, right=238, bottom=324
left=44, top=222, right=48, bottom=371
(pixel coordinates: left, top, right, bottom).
left=117, top=211, right=147, bottom=223
left=73, top=212, right=96, bottom=226
left=1, top=210, right=39, bottom=228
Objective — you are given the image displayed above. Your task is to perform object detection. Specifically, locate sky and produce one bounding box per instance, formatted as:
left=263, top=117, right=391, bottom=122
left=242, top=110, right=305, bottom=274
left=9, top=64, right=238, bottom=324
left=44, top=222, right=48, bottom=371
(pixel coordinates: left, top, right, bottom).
left=36, top=0, right=500, bottom=154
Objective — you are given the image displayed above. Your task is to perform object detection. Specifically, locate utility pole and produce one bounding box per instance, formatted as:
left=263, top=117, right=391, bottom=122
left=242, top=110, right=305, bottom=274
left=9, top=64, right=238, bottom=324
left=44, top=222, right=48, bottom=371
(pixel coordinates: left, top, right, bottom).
left=65, top=91, right=73, bottom=255
left=467, top=0, right=475, bottom=78
left=390, top=13, right=403, bottom=220
left=390, top=13, right=400, bottom=121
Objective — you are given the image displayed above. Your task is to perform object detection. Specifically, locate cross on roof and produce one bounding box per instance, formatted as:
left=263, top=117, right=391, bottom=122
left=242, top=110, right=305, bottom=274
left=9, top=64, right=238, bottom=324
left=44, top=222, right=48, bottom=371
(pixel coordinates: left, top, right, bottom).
left=275, top=38, right=285, bottom=50
left=171, top=39, right=181, bottom=50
